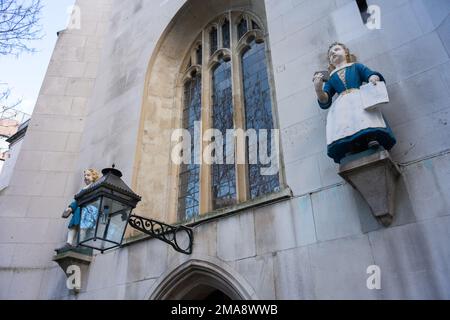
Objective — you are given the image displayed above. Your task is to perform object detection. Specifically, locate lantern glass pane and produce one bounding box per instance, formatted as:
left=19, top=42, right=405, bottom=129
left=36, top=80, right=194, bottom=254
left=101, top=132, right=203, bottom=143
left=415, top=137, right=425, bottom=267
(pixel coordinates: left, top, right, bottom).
left=81, top=239, right=118, bottom=252
left=96, top=197, right=131, bottom=244
left=79, top=198, right=101, bottom=243
left=107, top=208, right=132, bottom=243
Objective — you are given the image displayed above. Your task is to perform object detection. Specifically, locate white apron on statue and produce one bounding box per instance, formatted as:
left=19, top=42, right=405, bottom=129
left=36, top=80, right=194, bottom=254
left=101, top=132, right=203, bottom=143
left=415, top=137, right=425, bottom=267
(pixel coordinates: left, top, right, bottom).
left=326, top=89, right=387, bottom=146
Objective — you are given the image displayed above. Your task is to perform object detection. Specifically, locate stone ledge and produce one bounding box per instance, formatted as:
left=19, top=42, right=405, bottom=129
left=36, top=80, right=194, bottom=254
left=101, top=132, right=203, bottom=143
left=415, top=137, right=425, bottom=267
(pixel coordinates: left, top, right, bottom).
left=53, top=248, right=93, bottom=265
left=53, top=247, right=93, bottom=293
left=123, top=187, right=293, bottom=247
left=193, top=187, right=293, bottom=226
left=339, top=149, right=401, bottom=226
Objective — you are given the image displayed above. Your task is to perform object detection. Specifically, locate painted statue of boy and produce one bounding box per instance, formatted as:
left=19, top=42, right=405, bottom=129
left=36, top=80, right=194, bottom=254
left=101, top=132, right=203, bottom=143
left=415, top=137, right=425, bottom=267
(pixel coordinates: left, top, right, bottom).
left=59, top=169, right=101, bottom=250
left=313, top=42, right=397, bottom=164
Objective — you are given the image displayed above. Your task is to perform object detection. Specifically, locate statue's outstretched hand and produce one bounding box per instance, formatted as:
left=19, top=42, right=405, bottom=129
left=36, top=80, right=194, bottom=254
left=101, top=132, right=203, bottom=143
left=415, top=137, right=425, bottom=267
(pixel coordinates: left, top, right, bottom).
left=313, top=72, right=325, bottom=92
left=62, top=207, right=73, bottom=219
left=313, top=72, right=330, bottom=104
left=369, top=75, right=381, bottom=85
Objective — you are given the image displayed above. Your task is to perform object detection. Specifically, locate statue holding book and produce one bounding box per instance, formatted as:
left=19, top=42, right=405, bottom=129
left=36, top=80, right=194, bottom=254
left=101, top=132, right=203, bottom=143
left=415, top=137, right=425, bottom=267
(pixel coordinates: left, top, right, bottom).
left=313, top=42, right=397, bottom=164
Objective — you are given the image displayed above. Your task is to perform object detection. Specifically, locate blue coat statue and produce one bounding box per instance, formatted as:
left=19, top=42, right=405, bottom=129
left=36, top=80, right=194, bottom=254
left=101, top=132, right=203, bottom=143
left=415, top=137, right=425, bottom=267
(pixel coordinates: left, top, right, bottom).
left=58, top=169, right=100, bottom=250
left=314, top=43, right=396, bottom=163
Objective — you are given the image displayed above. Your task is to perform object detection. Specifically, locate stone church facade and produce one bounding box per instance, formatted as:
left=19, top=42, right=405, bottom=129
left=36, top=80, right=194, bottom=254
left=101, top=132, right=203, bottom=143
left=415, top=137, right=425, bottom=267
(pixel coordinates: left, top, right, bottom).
left=1, top=0, right=450, bottom=299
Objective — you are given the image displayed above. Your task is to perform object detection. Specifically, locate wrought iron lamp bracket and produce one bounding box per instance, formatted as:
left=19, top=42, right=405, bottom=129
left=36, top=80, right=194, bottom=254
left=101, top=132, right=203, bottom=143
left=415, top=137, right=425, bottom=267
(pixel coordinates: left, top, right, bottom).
left=128, top=215, right=194, bottom=255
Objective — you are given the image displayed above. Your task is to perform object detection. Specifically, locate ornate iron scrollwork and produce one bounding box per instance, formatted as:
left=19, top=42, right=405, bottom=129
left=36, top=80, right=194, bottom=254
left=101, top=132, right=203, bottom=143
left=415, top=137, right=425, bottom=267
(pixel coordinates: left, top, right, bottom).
left=128, top=215, right=194, bottom=255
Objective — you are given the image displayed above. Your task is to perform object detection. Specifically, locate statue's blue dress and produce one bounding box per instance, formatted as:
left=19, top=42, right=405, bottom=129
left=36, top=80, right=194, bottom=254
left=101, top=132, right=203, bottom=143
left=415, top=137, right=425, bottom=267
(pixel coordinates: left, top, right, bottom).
left=318, top=63, right=396, bottom=163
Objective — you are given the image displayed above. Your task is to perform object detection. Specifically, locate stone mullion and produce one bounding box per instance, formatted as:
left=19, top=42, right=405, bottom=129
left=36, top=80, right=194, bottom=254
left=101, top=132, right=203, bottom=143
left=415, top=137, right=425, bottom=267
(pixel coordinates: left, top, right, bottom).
left=199, top=29, right=213, bottom=215
left=217, top=20, right=223, bottom=50
left=190, top=49, right=196, bottom=67
left=231, top=13, right=249, bottom=203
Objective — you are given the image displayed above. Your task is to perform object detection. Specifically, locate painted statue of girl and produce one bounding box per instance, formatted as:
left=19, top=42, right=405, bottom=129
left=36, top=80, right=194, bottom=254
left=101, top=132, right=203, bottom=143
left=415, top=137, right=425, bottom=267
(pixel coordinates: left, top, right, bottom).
left=313, top=42, right=397, bottom=164
left=59, top=169, right=101, bottom=250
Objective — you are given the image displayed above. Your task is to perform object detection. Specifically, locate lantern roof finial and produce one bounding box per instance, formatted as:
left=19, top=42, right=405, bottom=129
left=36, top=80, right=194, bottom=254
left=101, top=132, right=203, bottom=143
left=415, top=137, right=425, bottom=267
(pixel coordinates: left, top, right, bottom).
left=101, top=165, right=122, bottom=178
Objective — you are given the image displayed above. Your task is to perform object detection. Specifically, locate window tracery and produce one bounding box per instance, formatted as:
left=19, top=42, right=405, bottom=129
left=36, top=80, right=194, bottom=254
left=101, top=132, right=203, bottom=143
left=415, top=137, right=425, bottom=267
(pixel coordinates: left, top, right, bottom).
left=177, top=11, right=282, bottom=220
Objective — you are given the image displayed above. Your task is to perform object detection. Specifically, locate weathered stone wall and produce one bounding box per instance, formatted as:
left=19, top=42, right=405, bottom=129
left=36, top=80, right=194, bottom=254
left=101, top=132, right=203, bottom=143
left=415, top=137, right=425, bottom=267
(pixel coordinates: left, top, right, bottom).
left=0, top=0, right=112, bottom=299
left=1, top=0, right=449, bottom=300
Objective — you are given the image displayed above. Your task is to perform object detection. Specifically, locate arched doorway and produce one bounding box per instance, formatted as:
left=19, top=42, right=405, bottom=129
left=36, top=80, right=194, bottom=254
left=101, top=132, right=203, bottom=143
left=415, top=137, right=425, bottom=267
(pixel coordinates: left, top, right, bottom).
left=148, top=259, right=256, bottom=300
left=164, top=273, right=235, bottom=300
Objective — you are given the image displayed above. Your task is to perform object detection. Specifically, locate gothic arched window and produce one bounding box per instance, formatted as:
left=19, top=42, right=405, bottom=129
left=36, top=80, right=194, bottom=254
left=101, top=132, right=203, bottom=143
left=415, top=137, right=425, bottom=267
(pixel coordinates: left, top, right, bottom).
left=242, top=40, right=280, bottom=199
left=222, top=19, right=230, bottom=49
left=210, top=27, right=218, bottom=55
left=211, top=59, right=236, bottom=210
left=177, top=71, right=202, bottom=221
left=237, top=17, right=248, bottom=39
left=177, top=12, right=282, bottom=221
left=196, top=45, right=202, bottom=65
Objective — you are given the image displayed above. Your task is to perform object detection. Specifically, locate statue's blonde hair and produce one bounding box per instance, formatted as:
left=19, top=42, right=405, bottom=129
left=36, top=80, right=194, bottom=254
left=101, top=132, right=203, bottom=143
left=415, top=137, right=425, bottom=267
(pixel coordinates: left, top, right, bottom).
left=328, top=42, right=357, bottom=73
left=84, top=168, right=101, bottom=183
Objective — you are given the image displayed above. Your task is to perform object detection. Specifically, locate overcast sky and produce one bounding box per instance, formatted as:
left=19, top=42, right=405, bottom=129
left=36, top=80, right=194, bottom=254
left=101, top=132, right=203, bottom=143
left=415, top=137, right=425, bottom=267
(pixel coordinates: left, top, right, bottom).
left=1, top=0, right=76, bottom=116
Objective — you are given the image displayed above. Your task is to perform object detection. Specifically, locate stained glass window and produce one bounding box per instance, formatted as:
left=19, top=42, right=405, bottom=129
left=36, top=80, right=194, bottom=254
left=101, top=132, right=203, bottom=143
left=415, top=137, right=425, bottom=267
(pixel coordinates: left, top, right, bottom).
left=177, top=13, right=281, bottom=219
left=210, top=27, right=218, bottom=55
left=237, top=18, right=248, bottom=40
left=222, top=19, right=230, bottom=49
left=251, top=20, right=260, bottom=30
left=211, top=60, right=236, bottom=209
left=177, top=73, right=202, bottom=221
left=241, top=41, right=280, bottom=199
left=196, top=45, right=202, bottom=65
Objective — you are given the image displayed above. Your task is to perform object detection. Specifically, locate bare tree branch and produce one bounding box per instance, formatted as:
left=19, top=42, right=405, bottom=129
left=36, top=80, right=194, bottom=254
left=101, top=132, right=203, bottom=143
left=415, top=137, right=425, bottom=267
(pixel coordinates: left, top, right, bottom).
left=0, top=0, right=42, bottom=124
left=0, top=85, right=21, bottom=119
left=0, top=0, right=43, bottom=56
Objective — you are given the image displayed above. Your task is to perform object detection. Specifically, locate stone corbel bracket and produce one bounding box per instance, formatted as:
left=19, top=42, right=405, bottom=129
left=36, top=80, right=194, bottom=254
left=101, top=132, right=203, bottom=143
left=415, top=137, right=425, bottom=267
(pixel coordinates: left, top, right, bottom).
left=338, top=150, right=401, bottom=227
left=53, top=248, right=93, bottom=293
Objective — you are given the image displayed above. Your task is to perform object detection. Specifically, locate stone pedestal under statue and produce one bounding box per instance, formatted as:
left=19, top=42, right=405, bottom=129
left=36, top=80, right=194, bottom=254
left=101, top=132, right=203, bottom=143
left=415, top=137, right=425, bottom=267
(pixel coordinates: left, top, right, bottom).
left=53, top=247, right=93, bottom=293
left=339, top=149, right=401, bottom=226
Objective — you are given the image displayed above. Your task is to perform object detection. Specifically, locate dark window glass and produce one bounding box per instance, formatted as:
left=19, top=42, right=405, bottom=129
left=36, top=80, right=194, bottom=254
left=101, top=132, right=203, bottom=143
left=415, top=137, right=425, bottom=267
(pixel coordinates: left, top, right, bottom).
left=211, top=61, right=236, bottom=209
left=177, top=74, right=202, bottom=221
left=210, top=27, right=218, bottom=55
left=356, top=0, right=368, bottom=12
left=251, top=20, right=260, bottom=30
left=241, top=41, right=280, bottom=199
left=222, top=19, right=230, bottom=49
left=356, top=0, right=370, bottom=24
left=237, top=18, right=248, bottom=40
left=196, top=45, right=202, bottom=65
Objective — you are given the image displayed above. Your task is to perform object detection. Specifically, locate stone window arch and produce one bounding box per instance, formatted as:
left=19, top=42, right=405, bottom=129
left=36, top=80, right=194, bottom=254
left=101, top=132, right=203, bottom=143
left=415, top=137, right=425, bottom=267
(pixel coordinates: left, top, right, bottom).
left=175, top=11, right=283, bottom=221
